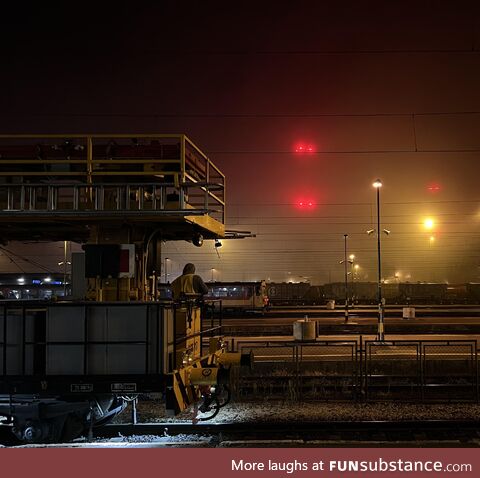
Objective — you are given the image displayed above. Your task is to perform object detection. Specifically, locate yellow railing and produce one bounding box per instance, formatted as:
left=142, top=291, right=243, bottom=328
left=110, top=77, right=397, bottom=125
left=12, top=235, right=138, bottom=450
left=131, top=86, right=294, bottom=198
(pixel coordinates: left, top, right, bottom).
left=0, top=134, right=225, bottom=224
left=0, top=134, right=223, bottom=184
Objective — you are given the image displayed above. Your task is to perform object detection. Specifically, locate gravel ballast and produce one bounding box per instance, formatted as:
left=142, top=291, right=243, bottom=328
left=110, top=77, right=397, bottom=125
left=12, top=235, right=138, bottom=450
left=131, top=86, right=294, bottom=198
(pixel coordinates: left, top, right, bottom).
left=128, top=399, right=480, bottom=424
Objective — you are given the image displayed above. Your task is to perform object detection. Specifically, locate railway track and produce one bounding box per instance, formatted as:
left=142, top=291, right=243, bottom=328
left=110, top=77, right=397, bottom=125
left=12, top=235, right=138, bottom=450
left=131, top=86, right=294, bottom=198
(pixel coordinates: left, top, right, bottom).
left=221, top=324, right=480, bottom=336
left=92, top=420, right=480, bottom=447
left=217, top=315, right=480, bottom=336
left=224, top=309, right=480, bottom=319
left=2, top=417, right=480, bottom=447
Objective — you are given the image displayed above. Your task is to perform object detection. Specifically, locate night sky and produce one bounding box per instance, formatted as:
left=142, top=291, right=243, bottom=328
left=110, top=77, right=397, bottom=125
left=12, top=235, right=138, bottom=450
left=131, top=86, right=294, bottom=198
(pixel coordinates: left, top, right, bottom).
left=1, top=1, right=479, bottom=284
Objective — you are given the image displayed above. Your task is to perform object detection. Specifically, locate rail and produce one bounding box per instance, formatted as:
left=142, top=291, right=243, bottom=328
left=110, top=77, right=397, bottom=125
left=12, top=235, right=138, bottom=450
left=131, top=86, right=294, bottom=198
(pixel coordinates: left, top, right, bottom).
left=94, top=420, right=480, bottom=446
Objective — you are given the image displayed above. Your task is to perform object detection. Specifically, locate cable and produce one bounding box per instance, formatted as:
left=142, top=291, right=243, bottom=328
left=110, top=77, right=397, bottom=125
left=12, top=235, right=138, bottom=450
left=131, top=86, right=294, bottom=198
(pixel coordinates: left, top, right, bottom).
left=164, top=250, right=480, bottom=256
left=0, top=249, right=26, bottom=273
left=145, top=49, right=480, bottom=55
left=0, top=246, right=55, bottom=273
left=12, top=111, right=480, bottom=118
left=208, top=149, right=480, bottom=154
left=228, top=222, right=477, bottom=226
left=250, top=232, right=480, bottom=235
left=230, top=200, right=480, bottom=206
left=229, top=213, right=480, bottom=219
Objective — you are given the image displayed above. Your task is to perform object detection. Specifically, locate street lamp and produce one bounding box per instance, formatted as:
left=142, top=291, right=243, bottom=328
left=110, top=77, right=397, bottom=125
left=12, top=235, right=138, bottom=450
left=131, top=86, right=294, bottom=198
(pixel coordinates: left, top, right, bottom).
left=372, top=178, right=384, bottom=341
left=214, top=239, right=222, bottom=258
left=210, top=268, right=215, bottom=282
left=340, top=241, right=357, bottom=321
left=423, top=218, right=435, bottom=230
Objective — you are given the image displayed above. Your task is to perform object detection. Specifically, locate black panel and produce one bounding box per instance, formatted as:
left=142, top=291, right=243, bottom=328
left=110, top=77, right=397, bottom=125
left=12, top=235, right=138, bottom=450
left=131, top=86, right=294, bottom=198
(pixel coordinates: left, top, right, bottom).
left=33, top=310, right=46, bottom=375
left=83, top=245, right=121, bottom=278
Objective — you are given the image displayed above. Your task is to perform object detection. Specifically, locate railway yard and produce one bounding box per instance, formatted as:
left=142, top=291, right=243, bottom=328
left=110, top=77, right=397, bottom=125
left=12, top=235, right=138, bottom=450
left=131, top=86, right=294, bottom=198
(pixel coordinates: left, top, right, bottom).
left=0, top=134, right=478, bottom=449
left=3, top=11, right=480, bottom=478
left=3, top=304, right=480, bottom=447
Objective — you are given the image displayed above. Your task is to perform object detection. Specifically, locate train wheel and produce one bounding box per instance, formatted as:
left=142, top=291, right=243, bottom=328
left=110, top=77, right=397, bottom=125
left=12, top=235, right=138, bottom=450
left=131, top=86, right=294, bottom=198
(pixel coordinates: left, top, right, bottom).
left=61, top=413, right=87, bottom=442
left=216, top=384, right=231, bottom=408
left=12, top=416, right=67, bottom=444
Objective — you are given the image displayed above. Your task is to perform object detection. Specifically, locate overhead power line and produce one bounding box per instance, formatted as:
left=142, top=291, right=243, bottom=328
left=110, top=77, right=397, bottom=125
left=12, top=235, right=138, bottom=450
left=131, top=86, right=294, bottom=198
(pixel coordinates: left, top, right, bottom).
left=145, top=49, right=480, bottom=55
left=229, top=213, right=480, bottom=219
left=230, top=200, right=480, bottom=206
left=231, top=221, right=476, bottom=225
left=208, top=149, right=480, bottom=154
left=0, top=246, right=55, bottom=273
left=12, top=111, right=480, bottom=118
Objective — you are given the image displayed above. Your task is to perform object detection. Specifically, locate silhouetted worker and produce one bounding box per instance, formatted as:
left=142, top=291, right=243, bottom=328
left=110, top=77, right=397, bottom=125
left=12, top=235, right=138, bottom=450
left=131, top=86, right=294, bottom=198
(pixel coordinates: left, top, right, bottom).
left=171, top=263, right=208, bottom=300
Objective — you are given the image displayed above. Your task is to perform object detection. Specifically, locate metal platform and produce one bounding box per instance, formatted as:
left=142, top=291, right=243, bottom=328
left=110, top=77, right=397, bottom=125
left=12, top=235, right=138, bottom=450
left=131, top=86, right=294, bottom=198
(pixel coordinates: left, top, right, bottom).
left=0, top=134, right=225, bottom=242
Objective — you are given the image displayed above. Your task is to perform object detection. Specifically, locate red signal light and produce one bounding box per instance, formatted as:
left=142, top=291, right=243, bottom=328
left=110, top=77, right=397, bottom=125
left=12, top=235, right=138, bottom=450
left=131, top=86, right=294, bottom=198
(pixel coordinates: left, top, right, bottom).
left=296, top=199, right=315, bottom=209
left=427, top=183, right=441, bottom=193
left=295, top=144, right=315, bottom=153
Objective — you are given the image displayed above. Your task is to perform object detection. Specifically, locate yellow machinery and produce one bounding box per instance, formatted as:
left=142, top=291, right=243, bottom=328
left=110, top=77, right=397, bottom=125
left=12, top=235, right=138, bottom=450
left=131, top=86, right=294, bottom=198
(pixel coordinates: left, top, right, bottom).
left=167, top=327, right=252, bottom=417
left=0, top=134, right=225, bottom=301
left=0, top=134, right=250, bottom=434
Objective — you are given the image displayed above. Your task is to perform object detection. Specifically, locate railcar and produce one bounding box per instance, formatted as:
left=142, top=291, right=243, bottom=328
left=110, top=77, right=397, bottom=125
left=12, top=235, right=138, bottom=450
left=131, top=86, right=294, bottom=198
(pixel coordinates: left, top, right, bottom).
left=445, top=284, right=468, bottom=304
left=467, top=283, right=480, bottom=304
left=301, top=285, right=324, bottom=305
left=206, top=281, right=268, bottom=313
left=0, top=134, right=251, bottom=444
left=299, top=282, right=471, bottom=305
left=266, top=282, right=312, bottom=305
left=399, top=282, right=448, bottom=304
left=0, top=299, right=248, bottom=443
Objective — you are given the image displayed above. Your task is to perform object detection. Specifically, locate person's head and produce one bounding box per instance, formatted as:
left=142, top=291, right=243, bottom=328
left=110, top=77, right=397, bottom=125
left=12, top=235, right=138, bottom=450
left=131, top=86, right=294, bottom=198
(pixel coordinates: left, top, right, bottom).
left=183, top=263, right=196, bottom=275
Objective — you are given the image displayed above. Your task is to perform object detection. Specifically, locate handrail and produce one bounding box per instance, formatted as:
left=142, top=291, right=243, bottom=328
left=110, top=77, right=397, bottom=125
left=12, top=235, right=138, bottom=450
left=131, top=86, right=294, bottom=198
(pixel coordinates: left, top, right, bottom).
left=0, top=134, right=225, bottom=183
left=0, top=180, right=225, bottom=216
left=0, top=134, right=185, bottom=139
left=0, top=134, right=226, bottom=229
left=184, top=135, right=225, bottom=180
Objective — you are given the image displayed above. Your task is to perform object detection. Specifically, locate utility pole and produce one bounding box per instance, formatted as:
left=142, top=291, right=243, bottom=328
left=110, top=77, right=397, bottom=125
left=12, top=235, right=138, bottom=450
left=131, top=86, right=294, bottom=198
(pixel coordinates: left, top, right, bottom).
left=373, top=179, right=384, bottom=341
left=343, top=234, right=349, bottom=324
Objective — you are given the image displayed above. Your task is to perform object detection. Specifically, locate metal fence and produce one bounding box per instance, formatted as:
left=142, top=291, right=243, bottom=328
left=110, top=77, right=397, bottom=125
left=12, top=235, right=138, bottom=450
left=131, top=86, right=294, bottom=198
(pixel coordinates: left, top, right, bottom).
left=235, top=338, right=479, bottom=402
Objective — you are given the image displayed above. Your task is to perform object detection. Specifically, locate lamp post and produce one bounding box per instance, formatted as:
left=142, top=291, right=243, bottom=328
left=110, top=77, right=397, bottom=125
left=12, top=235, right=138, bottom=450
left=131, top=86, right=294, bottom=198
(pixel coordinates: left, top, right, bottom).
left=349, top=254, right=355, bottom=307
left=343, top=234, right=349, bottom=323
left=211, top=268, right=215, bottom=282
left=373, top=178, right=384, bottom=341
left=164, top=257, right=170, bottom=283
left=354, top=263, right=360, bottom=279
left=58, top=240, right=71, bottom=297
left=63, top=240, right=68, bottom=297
